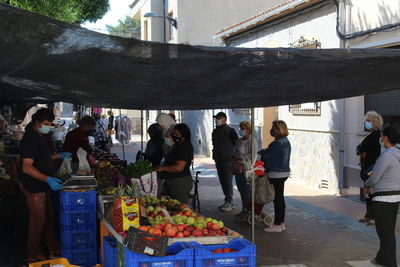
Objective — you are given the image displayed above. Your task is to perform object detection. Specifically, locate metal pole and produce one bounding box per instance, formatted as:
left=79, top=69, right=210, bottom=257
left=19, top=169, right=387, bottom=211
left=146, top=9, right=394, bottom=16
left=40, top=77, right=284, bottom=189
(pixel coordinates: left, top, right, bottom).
left=119, top=109, right=126, bottom=161
left=141, top=110, right=144, bottom=151
left=251, top=108, right=255, bottom=244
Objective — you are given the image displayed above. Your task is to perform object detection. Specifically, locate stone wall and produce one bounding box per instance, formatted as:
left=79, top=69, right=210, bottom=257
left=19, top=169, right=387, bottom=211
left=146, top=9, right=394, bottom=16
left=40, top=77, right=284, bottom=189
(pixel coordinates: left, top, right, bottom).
left=288, top=129, right=339, bottom=194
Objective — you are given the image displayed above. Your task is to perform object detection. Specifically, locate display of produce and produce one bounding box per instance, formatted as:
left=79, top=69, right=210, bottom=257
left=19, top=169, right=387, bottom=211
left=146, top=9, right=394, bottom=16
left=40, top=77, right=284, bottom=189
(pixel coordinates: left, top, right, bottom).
left=121, top=160, right=154, bottom=179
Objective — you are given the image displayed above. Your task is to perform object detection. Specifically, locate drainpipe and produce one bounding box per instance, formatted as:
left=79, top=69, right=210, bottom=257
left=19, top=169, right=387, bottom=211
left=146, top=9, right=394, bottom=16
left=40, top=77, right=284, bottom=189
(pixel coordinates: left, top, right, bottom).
left=163, top=0, right=167, bottom=43
left=337, top=0, right=346, bottom=194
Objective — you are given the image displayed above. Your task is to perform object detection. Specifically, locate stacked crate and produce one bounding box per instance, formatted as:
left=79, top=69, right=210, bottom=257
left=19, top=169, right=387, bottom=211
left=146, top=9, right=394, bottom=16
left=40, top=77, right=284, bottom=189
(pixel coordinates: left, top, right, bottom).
left=60, top=190, right=97, bottom=267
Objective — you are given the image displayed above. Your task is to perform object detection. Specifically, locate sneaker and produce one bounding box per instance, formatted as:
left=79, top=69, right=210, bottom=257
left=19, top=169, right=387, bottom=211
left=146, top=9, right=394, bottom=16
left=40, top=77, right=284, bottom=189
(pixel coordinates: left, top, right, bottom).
left=359, top=217, right=371, bottom=223
left=220, top=202, right=234, bottom=212
left=367, top=219, right=375, bottom=226
left=281, top=223, right=286, bottom=231
left=264, top=225, right=283, bottom=232
left=218, top=202, right=229, bottom=209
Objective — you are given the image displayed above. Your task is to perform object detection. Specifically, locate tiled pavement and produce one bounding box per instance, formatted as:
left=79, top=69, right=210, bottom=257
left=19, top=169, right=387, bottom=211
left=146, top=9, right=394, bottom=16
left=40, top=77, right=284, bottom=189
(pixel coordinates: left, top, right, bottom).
left=192, top=157, right=400, bottom=267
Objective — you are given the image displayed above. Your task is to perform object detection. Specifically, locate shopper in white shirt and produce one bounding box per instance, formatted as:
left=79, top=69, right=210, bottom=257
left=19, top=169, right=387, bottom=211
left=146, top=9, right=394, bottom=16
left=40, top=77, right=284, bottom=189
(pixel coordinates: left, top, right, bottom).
left=365, top=125, right=400, bottom=267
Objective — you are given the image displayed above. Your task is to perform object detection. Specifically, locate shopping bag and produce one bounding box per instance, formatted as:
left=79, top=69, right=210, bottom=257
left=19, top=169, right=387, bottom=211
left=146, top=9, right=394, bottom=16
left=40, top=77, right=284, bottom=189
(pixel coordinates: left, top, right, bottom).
left=131, top=171, right=158, bottom=197
left=77, top=147, right=91, bottom=174
left=58, top=157, right=72, bottom=178
left=254, top=175, right=275, bottom=205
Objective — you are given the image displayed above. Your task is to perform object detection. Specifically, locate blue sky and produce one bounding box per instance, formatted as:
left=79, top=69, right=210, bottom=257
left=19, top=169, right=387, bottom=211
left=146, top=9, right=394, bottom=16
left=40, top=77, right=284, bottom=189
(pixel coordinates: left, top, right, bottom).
left=82, top=0, right=134, bottom=34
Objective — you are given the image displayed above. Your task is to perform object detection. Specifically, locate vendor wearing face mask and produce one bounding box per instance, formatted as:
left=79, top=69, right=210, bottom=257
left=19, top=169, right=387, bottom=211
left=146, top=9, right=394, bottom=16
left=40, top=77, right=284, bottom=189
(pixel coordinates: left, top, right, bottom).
left=63, top=115, right=96, bottom=172
left=357, top=111, right=384, bottom=225
left=20, top=108, right=71, bottom=263
left=156, top=123, right=194, bottom=203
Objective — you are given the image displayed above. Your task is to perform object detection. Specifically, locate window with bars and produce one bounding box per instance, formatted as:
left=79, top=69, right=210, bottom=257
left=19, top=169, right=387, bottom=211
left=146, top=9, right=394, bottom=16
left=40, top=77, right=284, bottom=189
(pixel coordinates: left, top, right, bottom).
left=288, top=102, right=321, bottom=115
left=289, top=36, right=321, bottom=115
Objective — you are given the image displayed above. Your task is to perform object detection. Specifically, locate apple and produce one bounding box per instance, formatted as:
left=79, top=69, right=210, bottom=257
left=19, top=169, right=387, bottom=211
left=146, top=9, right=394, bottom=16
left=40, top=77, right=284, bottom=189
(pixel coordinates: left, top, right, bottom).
left=177, top=224, right=185, bottom=232
left=183, top=210, right=191, bottom=217
left=211, top=223, right=221, bottom=230
left=202, top=229, right=208, bottom=235
left=154, top=224, right=164, bottom=230
left=212, top=219, right=218, bottom=224
left=193, top=229, right=202, bottom=236
left=186, top=217, right=195, bottom=225
left=205, top=218, right=213, bottom=222
left=155, top=215, right=163, bottom=222
left=166, top=228, right=176, bottom=237
left=216, top=230, right=222, bottom=234
left=148, top=212, right=157, bottom=217
left=184, top=226, right=193, bottom=232
left=158, top=211, right=165, bottom=217
left=206, top=222, right=213, bottom=229
left=180, top=203, right=189, bottom=209
left=218, top=220, right=224, bottom=228
left=139, top=226, right=149, bottom=232
left=148, top=227, right=155, bottom=234
left=153, top=229, right=162, bottom=236
left=183, top=230, right=191, bottom=237
left=175, top=232, right=184, bottom=238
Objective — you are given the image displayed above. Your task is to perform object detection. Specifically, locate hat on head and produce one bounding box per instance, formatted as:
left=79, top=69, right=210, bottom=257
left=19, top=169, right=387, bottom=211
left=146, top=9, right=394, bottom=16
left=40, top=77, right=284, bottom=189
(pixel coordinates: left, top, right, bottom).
left=213, top=112, right=227, bottom=119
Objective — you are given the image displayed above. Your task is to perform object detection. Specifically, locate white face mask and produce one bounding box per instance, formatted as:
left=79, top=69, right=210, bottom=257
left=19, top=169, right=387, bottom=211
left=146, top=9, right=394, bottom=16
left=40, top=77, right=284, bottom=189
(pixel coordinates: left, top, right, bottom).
left=164, top=137, right=174, bottom=147
left=216, top=119, right=224, bottom=126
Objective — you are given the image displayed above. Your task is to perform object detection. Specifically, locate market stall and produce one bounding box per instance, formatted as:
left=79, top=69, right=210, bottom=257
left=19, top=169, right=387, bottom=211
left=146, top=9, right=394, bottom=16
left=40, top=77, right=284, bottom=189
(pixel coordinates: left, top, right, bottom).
left=2, top=3, right=400, bottom=267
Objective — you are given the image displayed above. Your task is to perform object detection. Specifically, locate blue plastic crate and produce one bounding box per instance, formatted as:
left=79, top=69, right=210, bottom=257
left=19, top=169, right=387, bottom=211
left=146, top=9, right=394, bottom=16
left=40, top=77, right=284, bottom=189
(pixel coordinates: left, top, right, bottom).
left=104, top=236, right=117, bottom=267
left=60, top=210, right=96, bottom=231
left=60, top=190, right=96, bottom=212
left=124, top=241, right=196, bottom=267
left=62, top=248, right=98, bottom=267
left=61, top=230, right=97, bottom=250
left=192, top=238, right=256, bottom=267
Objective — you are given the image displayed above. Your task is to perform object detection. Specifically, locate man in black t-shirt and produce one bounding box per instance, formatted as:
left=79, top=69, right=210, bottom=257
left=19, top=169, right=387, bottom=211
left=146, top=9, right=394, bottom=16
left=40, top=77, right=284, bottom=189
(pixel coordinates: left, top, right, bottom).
left=19, top=108, right=70, bottom=263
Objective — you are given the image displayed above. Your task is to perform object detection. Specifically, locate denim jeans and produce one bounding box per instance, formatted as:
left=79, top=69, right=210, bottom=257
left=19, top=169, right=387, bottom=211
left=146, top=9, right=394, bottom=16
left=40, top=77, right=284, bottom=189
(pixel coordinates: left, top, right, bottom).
left=215, top=161, right=234, bottom=203
left=235, top=172, right=249, bottom=210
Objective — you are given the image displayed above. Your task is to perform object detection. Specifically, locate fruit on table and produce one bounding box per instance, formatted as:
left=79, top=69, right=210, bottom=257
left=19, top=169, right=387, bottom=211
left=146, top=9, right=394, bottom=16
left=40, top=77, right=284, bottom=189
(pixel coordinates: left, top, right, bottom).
left=212, top=247, right=238, bottom=253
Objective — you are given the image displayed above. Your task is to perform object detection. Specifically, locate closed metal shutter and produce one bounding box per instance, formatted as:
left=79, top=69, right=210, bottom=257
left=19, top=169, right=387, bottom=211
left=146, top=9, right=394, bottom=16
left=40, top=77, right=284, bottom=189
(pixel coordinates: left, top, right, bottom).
left=365, top=89, right=400, bottom=116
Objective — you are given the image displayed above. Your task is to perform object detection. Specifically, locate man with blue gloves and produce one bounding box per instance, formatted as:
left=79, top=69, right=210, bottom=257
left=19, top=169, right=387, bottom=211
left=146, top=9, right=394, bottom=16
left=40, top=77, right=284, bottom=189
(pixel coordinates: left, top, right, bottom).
left=19, top=108, right=71, bottom=263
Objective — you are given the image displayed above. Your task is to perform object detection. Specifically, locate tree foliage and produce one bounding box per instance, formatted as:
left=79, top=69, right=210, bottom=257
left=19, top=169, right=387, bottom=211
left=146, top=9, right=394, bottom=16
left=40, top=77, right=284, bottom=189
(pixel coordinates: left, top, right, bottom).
left=6, top=0, right=110, bottom=24
left=106, top=16, right=141, bottom=39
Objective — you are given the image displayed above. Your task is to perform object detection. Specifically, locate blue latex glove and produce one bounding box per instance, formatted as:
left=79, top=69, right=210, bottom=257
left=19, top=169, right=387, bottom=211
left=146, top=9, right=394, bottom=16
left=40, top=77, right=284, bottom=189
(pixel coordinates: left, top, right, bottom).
left=60, top=152, right=72, bottom=160
left=47, top=177, right=63, bottom=191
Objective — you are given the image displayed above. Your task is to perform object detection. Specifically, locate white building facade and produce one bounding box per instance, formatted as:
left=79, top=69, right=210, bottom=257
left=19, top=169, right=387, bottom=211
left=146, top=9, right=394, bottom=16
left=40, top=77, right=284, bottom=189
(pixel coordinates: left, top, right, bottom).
left=129, top=0, right=285, bottom=155
left=216, top=0, right=400, bottom=194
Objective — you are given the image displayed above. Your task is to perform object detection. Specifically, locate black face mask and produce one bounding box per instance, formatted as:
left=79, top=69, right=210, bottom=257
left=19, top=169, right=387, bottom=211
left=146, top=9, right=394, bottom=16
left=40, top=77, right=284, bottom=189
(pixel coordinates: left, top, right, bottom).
left=88, top=129, right=96, bottom=136
left=270, top=128, right=276, bottom=137
left=172, top=136, right=183, bottom=143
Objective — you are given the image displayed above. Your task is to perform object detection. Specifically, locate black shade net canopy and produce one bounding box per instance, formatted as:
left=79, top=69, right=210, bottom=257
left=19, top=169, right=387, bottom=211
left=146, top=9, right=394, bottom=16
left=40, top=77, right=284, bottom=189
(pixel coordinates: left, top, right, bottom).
left=1, top=3, right=400, bottom=110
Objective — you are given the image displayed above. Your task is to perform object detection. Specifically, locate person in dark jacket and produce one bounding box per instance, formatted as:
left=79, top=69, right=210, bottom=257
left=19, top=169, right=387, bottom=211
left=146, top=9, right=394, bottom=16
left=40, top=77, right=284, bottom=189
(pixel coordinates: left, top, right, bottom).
left=145, top=123, right=164, bottom=167
left=358, top=111, right=383, bottom=225
left=212, top=112, right=239, bottom=212
left=156, top=124, right=193, bottom=203
left=364, top=126, right=400, bottom=267
left=259, top=120, right=291, bottom=232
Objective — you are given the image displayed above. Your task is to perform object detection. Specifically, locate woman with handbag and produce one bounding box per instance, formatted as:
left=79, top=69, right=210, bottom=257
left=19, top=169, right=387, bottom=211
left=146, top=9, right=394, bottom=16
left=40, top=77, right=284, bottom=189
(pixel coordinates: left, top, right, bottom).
left=259, top=120, right=291, bottom=232
left=232, top=121, right=257, bottom=217
left=364, top=126, right=400, bottom=267
left=358, top=111, right=383, bottom=225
